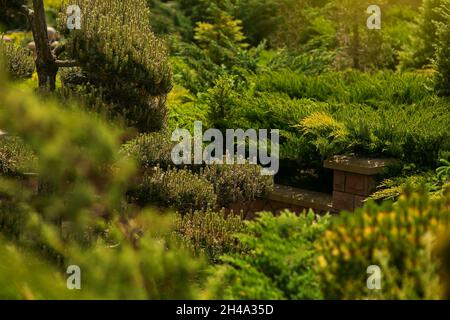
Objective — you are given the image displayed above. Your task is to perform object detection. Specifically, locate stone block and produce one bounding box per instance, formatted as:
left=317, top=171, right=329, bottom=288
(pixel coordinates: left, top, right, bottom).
left=333, top=191, right=354, bottom=212
left=333, top=170, right=346, bottom=192
left=354, top=195, right=367, bottom=209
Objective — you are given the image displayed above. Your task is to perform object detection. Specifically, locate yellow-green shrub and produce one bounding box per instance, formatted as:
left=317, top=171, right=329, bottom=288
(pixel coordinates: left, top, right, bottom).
left=317, top=187, right=450, bottom=300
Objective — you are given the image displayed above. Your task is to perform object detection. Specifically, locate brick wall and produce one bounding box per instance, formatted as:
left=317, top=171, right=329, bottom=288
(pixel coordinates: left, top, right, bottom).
left=332, top=170, right=376, bottom=211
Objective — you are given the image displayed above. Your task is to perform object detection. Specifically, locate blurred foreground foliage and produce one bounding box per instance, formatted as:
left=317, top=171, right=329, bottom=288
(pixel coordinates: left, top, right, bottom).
left=0, top=63, right=204, bottom=299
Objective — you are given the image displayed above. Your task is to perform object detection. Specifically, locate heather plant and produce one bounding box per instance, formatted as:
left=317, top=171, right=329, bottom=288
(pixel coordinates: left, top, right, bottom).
left=120, top=132, right=175, bottom=171
left=0, top=41, right=35, bottom=79
left=175, top=208, right=246, bottom=263
left=317, top=187, right=450, bottom=299
left=0, top=136, right=37, bottom=175
left=202, top=163, right=274, bottom=207
left=128, top=167, right=217, bottom=213
left=207, top=210, right=330, bottom=300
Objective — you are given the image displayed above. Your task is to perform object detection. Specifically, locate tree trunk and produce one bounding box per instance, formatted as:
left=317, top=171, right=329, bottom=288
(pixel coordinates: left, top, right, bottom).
left=29, top=0, right=58, bottom=91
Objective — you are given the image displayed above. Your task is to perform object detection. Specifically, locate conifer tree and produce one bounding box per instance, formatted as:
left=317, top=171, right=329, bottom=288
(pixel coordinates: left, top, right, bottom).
left=413, top=0, right=446, bottom=68
left=59, top=0, right=172, bottom=131
left=435, top=0, right=450, bottom=95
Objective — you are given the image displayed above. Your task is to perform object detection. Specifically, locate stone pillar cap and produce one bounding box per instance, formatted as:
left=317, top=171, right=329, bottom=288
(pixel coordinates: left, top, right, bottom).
left=324, top=155, right=396, bottom=175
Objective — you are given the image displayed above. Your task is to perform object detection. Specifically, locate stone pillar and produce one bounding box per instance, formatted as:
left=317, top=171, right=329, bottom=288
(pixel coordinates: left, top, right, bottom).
left=324, top=156, right=394, bottom=212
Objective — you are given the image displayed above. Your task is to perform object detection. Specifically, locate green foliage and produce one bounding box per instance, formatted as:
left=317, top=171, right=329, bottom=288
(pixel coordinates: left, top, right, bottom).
left=317, top=187, right=450, bottom=299
left=60, top=0, right=173, bottom=131
left=266, top=48, right=334, bottom=75
left=253, top=70, right=433, bottom=105
left=208, top=210, right=330, bottom=299
left=404, top=0, right=446, bottom=69
left=434, top=0, right=450, bottom=96
left=200, top=74, right=242, bottom=129
left=437, top=159, right=450, bottom=183
left=233, top=0, right=281, bottom=45
left=370, top=172, right=435, bottom=201
left=0, top=0, right=28, bottom=31
left=191, top=69, right=449, bottom=191
left=0, top=66, right=204, bottom=299
left=232, top=71, right=448, bottom=169
left=372, top=161, right=450, bottom=201
left=166, top=84, right=211, bottom=131
left=193, top=11, right=248, bottom=65
left=0, top=211, right=205, bottom=299
left=175, top=208, right=246, bottom=263
left=148, top=0, right=193, bottom=39
left=0, top=136, right=37, bottom=175
left=120, top=132, right=175, bottom=170
left=299, top=112, right=348, bottom=159
left=0, top=41, right=35, bottom=79
left=129, top=167, right=218, bottom=213
left=202, top=163, right=274, bottom=207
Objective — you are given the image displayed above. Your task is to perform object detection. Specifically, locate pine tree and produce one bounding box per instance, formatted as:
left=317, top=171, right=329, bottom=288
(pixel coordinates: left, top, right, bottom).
left=59, top=0, right=172, bottom=131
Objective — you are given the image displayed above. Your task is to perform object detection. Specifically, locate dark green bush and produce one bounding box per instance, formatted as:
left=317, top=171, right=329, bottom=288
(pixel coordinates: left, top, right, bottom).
left=148, top=0, right=193, bottom=39
left=209, top=72, right=448, bottom=171
left=175, top=208, right=246, bottom=263
left=0, top=0, right=28, bottom=30
left=208, top=210, right=330, bottom=300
